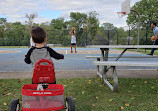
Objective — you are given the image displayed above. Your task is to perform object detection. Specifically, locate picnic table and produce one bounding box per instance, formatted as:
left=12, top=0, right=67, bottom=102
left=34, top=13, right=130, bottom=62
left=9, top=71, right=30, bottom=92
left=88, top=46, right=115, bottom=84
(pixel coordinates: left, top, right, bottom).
left=87, top=45, right=158, bottom=92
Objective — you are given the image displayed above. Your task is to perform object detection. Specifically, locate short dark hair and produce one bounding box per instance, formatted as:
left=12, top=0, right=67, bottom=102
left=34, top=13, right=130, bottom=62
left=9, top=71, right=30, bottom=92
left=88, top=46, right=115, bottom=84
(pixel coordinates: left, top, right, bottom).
left=31, top=27, right=46, bottom=43
left=152, top=22, right=157, bottom=26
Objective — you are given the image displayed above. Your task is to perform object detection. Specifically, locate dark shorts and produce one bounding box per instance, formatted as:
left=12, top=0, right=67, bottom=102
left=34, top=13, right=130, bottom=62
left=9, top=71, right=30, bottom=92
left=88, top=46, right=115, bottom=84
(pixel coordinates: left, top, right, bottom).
left=71, top=43, right=76, bottom=45
left=154, top=39, right=158, bottom=45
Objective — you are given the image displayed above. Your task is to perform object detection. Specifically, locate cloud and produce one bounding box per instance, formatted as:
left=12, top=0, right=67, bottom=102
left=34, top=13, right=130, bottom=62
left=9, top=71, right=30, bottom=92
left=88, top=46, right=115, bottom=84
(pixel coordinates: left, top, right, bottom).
left=0, top=0, right=141, bottom=27
left=47, top=0, right=141, bottom=27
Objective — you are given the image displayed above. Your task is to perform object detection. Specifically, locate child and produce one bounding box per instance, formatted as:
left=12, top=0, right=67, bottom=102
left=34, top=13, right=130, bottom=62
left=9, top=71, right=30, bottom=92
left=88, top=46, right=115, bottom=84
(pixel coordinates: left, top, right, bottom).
left=24, top=27, right=64, bottom=83
left=70, top=27, right=77, bottom=53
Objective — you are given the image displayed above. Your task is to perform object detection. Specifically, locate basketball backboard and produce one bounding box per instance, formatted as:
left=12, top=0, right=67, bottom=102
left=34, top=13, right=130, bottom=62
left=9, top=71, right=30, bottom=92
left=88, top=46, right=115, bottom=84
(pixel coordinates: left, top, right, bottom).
left=117, top=0, right=130, bottom=18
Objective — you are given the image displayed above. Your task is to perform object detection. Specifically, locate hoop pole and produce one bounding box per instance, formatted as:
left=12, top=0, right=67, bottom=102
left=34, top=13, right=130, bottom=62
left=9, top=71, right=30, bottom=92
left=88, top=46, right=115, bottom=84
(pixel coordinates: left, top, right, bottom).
left=131, top=9, right=140, bottom=51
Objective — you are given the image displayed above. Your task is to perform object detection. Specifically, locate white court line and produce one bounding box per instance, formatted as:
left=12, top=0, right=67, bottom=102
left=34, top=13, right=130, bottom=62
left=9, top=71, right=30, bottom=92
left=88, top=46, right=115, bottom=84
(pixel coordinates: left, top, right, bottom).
left=0, top=50, right=21, bottom=54
left=63, top=58, right=86, bottom=61
left=66, top=50, right=67, bottom=54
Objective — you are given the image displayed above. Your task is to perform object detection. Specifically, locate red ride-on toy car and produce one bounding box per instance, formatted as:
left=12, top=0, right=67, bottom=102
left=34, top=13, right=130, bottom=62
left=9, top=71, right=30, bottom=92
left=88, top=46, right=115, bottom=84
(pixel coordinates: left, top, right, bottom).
left=9, top=59, right=75, bottom=111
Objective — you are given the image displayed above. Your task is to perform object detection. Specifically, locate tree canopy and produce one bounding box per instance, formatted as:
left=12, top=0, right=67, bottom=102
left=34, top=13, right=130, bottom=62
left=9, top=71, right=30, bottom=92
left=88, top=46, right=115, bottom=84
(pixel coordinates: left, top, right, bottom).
left=127, top=0, right=158, bottom=26
left=1, top=1, right=157, bottom=47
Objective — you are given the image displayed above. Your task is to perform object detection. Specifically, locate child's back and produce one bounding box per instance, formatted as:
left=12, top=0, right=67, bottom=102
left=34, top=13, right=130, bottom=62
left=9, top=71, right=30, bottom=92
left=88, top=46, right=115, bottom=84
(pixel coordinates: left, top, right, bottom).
left=25, top=46, right=64, bottom=67
left=24, top=27, right=64, bottom=67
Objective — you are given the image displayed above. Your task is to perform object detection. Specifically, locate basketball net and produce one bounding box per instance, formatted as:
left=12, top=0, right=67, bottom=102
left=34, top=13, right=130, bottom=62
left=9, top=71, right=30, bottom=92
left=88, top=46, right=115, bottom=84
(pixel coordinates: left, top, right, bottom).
left=117, top=12, right=126, bottom=18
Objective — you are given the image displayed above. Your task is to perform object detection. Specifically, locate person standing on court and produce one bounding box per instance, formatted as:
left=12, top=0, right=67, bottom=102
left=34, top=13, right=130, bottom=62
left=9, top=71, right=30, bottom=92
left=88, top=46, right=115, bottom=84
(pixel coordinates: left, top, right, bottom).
left=30, top=37, right=35, bottom=47
left=30, top=26, right=36, bottom=47
left=70, top=27, right=77, bottom=53
left=148, top=22, right=158, bottom=55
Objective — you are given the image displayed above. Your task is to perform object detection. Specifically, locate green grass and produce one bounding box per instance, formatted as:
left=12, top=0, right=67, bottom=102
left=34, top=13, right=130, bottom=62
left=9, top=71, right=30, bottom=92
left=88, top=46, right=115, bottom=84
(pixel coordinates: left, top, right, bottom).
left=131, top=49, right=158, bottom=56
left=0, top=78, right=158, bottom=111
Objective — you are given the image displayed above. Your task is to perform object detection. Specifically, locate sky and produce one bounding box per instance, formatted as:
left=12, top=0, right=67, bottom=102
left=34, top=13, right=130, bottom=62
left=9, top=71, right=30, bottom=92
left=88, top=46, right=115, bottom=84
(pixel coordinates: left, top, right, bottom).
left=0, top=0, right=141, bottom=28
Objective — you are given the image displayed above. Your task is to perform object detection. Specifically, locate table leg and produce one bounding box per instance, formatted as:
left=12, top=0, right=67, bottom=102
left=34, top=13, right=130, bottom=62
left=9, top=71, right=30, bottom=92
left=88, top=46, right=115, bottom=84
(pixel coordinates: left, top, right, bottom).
left=115, top=48, right=127, bottom=61
left=102, top=66, right=118, bottom=92
left=96, top=58, right=102, bottom=78
left=100, top=48, right=119, bottom=92
left=100, top=48, right=109, bottom=78
left=112, top=66, right=118, bottom=91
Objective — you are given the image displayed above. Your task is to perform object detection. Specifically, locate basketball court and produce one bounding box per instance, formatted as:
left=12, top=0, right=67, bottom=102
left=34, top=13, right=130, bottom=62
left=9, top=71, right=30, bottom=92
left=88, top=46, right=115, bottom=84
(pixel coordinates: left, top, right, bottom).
left=0, top=0, right=157, bottom=79
left=0, top=47, right=158, bottom=79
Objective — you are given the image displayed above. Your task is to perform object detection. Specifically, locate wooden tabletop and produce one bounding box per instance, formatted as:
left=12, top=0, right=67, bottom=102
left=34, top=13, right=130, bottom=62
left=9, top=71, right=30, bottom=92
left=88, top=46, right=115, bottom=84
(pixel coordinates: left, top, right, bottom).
left=87, top=45, right=158, bottom=49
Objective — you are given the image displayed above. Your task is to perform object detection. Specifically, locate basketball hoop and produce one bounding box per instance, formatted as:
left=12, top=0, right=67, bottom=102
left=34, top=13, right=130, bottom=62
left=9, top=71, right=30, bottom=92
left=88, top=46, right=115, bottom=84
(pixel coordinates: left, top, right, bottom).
left=117, top=0, right=130, bottom=18
left=117, top=12, right=126, bottom=18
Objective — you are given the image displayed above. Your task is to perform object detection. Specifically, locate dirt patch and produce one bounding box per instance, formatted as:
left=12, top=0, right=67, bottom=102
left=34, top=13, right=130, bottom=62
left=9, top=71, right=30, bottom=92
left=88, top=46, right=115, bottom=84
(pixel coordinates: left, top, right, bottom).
left=0, top=50, right=20, bottom=54
left=0, top=70, right=158, bottom=79
left=0, top=70, right=96, bottom=79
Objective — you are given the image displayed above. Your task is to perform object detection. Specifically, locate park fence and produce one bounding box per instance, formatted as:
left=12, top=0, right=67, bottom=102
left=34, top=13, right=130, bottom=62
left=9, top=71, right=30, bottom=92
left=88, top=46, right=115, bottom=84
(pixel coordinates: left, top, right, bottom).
left=0, top=28, right=154, bottom=46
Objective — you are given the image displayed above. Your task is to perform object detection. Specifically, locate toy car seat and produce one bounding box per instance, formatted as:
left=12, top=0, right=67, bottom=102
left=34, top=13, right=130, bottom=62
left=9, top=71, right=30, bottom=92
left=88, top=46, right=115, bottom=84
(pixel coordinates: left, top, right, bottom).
left=33, top=59, right=55, bottom=84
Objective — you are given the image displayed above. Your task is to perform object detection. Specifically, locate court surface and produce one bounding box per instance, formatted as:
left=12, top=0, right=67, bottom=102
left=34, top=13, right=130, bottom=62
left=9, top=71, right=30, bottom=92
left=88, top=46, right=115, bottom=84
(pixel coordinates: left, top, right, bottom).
left=0, top=48, right=158, bottom=72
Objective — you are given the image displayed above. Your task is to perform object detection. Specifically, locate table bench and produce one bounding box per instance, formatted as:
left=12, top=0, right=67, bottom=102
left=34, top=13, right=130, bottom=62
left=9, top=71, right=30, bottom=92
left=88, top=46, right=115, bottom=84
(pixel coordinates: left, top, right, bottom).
left=86, top=55, right=158, bottom=59
left=86, top=45, right=158, bottom=92
left=92, top=61, right=158, bottom=92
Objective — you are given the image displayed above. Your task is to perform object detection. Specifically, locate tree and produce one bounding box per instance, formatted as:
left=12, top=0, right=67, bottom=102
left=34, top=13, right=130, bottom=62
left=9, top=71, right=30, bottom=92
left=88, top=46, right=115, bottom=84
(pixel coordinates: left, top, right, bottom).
left=0, top=18, right=7, bottom=25
left=126, top=0, right=158, bottom=45
left=70, top=12, right=88, bottom=46
left=50, top=18, right=66, bottom=29
left=25, top=13, right=38, bottom=46
left=49, top=18, right=68, bottom=45
left=0, top=11, right=123, bottom=46
left=101, top=22, right=117, bottom=44
left=102, top=22, right=115, bottom=30
left=87, top=11, right=99, bottom=45
left=0, top=18, right=7, bottom=45
left=115, top=27, right=128, bottom=45
left=70, top=12, right=87, bottom=28
left=127, top=0, right=158, bottom=26
left=25, top=13, right=38, bottom=30
left=6, top=22, right=26, bottom=46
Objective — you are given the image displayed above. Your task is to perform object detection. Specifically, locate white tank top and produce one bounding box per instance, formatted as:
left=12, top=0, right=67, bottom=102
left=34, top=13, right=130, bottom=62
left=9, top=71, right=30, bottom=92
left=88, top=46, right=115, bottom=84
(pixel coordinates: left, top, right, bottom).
left=71, top=35, right=76, bottom=43
left=30, top=37, right=35, bottom=46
